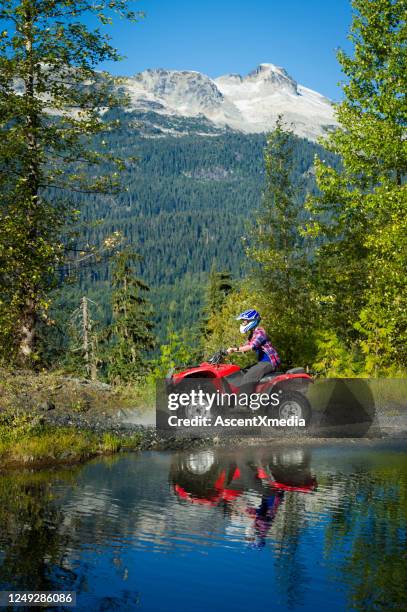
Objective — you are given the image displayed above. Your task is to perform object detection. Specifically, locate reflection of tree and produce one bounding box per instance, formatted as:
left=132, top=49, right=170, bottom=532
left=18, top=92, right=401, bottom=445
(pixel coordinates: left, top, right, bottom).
left=269, top=448, right=314, bottom=611
left=273, top=493, right=309, bottom=610
left=0, top=469, right=142, bottom=610
left=0, top=469, right=87, bottom=592
left=323, top=455, right=407, bottom=610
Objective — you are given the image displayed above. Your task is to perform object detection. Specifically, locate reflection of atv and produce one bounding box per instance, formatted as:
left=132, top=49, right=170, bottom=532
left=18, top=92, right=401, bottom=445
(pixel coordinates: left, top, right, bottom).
left=170, top=450, right=244, bottom=506
left=166, top=349, right=313, bottom=426
left=257, top=449, right=317, bottom=492
left=169, top=448, right=317, bottom=507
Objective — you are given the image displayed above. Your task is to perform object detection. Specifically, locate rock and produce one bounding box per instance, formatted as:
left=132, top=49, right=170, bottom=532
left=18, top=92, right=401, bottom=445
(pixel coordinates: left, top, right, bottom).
left=38, top=400, right=55, bottom=412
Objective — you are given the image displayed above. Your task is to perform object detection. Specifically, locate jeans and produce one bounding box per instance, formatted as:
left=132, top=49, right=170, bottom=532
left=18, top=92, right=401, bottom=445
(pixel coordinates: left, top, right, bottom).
left=239, top=361, right=276, bottom=396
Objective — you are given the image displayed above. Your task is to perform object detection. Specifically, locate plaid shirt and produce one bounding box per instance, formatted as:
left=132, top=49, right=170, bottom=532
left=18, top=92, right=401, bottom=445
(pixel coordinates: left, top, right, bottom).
left=246, top=327, right=281, bottom=366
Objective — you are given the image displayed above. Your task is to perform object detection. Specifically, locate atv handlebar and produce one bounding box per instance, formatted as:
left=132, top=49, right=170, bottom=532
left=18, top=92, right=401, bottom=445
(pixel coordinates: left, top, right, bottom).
left=207, top=348, right=228, bottom=365
left=208, top=347, right=241, bottom=364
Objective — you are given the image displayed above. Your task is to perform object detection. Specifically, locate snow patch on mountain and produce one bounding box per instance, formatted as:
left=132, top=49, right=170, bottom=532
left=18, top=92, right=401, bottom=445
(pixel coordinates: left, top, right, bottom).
left=123, top=64, right=337, bottom=140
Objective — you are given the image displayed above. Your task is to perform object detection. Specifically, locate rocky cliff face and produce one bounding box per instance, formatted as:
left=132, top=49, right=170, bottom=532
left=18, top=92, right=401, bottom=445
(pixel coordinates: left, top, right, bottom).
left=123, top=63, right=336, bottom=140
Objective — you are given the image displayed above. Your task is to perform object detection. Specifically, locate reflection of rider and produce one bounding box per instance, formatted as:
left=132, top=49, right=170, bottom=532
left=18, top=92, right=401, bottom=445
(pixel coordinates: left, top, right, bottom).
left=227, top=309, right=281, bottom=395
left=245, top=491, right=284, bottom=549
left=171, top=449, right=317, bottom=550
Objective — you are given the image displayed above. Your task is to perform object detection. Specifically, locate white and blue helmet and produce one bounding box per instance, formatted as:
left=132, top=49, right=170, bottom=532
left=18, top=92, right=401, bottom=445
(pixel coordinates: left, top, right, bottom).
left=236, top=309, right=261, bottom=334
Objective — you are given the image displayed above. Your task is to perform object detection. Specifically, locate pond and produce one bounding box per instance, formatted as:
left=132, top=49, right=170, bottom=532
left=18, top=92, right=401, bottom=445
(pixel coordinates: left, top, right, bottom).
left=0, top=441, right=406, bottom=611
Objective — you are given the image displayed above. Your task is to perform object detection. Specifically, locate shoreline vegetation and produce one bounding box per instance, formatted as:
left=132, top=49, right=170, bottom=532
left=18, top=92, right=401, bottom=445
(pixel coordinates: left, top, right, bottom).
left=1, top=369, right=406, bottom=472
left=0, top=369, right=148, bottom=470
left=0, top=425, right=142, bottom=471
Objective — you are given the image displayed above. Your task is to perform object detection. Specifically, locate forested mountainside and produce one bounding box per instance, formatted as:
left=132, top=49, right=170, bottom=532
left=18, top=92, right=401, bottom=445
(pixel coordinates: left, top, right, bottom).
left=57, top=109, right=338, bottom=342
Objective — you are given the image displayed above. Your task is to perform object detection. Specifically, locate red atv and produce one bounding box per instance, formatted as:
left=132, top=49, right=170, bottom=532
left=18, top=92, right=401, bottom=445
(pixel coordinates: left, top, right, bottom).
left=166, top=349, right=313, bottom=426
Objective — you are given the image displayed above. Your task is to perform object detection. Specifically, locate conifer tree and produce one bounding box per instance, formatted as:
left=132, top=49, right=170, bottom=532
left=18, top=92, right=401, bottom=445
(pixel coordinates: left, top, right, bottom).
left=248, top=117, right=315, bottom=367
left=202, top=265, right=233, bottom=342
left=64, top=296, right=101, bottom=379
left=105, top=248, right=155, bottom=383
left=207, top=267, right=233, bottom=317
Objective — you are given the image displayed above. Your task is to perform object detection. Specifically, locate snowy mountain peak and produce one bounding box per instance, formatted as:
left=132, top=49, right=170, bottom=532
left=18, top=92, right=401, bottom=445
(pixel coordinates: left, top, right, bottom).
left=123, top=64, right=337, bottom=140
left=248, top=62, right=293, bottom=79
left=216, top=63, right=298, bottom=97
left=258, top=62, right=279, bottom=68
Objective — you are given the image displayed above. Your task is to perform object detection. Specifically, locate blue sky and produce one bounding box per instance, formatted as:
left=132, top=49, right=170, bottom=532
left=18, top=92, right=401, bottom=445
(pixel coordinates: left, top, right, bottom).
left=98, top=0, right=353, bottom=101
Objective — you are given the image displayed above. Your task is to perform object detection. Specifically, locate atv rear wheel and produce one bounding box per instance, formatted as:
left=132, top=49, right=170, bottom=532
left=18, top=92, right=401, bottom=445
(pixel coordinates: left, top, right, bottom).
left=275, top=391, right=312, bottom=428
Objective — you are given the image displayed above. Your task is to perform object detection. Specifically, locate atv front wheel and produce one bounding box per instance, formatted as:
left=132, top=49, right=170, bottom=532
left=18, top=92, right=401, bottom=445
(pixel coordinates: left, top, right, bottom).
left=177, top=380, right=218, bottom=420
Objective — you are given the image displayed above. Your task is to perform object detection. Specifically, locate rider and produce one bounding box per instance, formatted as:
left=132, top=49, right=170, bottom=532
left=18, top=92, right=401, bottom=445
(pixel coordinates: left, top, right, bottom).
left=226, top=309, right=280, bottom=395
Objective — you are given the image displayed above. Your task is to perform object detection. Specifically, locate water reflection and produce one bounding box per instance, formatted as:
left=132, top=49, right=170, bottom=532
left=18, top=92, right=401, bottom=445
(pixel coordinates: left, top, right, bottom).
left=170, top=448, right=316, bottom=548
left=0, top=470, right=85, bottom=593
left=0, top=443, right=406, bottom=611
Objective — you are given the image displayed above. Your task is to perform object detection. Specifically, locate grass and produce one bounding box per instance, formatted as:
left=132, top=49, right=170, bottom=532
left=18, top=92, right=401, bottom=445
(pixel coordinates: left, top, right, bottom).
left=0, top=410, right=143, bottom=470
